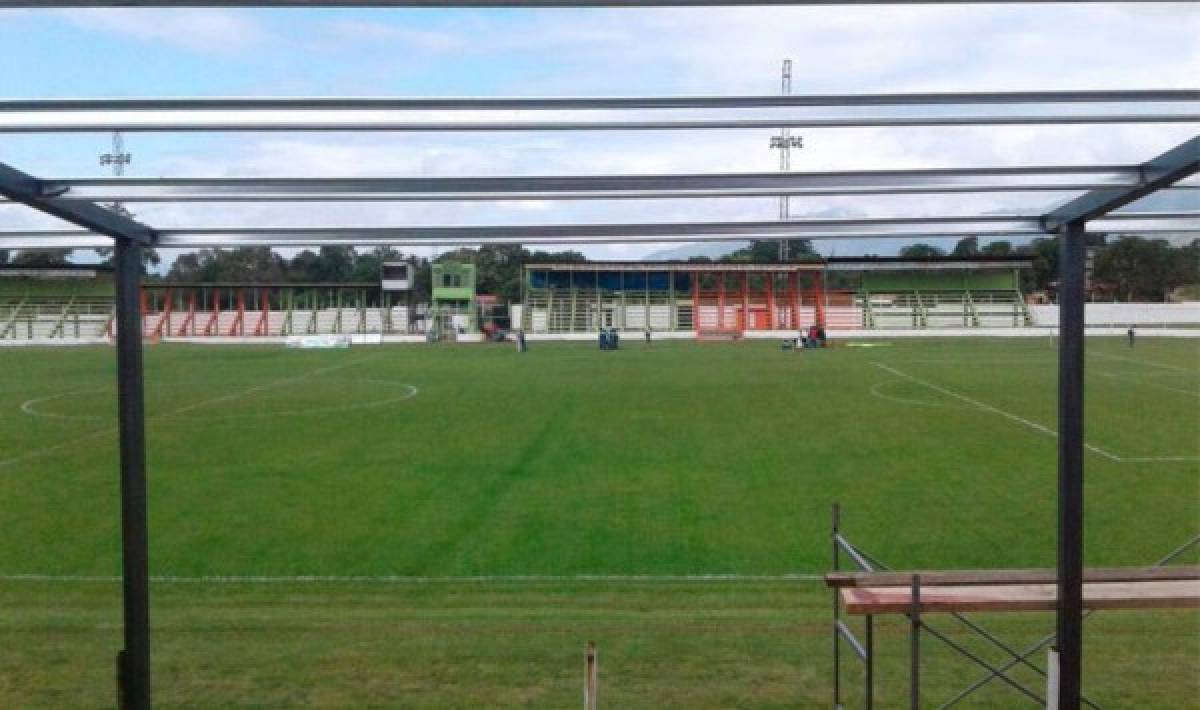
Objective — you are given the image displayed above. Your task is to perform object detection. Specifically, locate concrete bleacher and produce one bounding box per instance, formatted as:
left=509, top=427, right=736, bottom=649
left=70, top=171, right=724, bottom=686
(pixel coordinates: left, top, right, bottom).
left=860, top=290, right=1030, bottom=329
left=0, top=268, right=116, bottom=341
left=136, top=305, right=410, bottom=338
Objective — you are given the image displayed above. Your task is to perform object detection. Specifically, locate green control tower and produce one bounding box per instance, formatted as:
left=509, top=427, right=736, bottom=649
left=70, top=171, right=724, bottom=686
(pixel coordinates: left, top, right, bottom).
left=430, top=261, right=477, bottom=339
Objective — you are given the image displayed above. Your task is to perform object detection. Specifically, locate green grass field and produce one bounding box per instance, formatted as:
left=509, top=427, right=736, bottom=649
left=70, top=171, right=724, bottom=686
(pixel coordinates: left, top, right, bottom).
left=1, top=337, right=1197, bottom=707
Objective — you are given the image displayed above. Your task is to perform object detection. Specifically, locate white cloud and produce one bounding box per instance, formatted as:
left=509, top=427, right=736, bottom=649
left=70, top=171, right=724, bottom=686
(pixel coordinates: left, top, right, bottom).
left=59, top=9, right=269, bottom=54
left=6, top=4, right=1199, bottom=261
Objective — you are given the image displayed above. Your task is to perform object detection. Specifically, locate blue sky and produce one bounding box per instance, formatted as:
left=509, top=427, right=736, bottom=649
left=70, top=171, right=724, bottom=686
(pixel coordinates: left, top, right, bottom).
left=1, top=4, right=1197, bottom=263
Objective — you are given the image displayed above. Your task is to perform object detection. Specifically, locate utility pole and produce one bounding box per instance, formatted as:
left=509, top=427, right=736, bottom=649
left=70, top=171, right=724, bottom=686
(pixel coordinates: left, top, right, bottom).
left=769, top=59, right=803, bottom=262
left=100, top=131, right=133, bottom=217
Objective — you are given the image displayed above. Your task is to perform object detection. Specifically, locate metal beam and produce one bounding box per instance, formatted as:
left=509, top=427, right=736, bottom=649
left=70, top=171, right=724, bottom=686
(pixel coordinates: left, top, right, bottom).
left=113, top=236, right=151, bottom=710
left=0, top=0, right=1181, bottom=6
left=1056, top=220, right=1087, bottom=710
left=0, top=214, right=1194, bottom=249
left=3, top=114, right=1195, bottom=133
left=0, top=162, right=156, bottom=244
left=12, top=167, right=1198, bottom=203
left=1043, top=135, right=1200, bottom=231
left=4, top=90, right=1196, bottom=111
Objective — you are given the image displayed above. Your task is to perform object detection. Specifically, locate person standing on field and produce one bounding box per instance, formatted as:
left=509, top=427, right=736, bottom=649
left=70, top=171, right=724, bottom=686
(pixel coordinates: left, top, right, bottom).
left=1127, top=325, right=1136, bottom=347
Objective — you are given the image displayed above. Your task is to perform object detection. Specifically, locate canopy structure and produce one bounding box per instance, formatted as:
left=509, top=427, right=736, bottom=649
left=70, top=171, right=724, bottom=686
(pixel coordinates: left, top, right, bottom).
left=0, top=3, right=1198, bottom=709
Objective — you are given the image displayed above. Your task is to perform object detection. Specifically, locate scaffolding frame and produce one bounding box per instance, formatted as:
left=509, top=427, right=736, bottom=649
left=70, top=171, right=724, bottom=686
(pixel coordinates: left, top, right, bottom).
left=0, top=3, right=1197, bottom=707
left=828, top=503, right=1200, bottom=709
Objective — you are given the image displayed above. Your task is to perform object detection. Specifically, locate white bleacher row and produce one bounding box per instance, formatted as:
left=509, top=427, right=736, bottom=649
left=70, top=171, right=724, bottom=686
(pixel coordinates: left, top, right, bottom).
left=865, top=291, right=1029, bottom=329
left=134, top=305, right=412, bottom=337
left=1, top=315, right=112, bottom=339
left=0, top=299, right=114, bottom=340
left=527, top=293, right=1025, bottom=333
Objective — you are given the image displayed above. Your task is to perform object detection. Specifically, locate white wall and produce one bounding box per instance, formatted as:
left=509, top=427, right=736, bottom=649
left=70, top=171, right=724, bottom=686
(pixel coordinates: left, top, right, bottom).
left=1029, top=303, right=1200, bottom=327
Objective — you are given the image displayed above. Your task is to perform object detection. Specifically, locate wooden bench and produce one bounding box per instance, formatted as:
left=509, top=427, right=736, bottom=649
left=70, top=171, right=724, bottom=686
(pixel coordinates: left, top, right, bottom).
left=827, top=565, right=1200, bottom=614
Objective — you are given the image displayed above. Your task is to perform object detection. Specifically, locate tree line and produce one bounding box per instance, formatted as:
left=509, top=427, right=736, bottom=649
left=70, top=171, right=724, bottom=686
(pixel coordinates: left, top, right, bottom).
left=163, top=244, right=587, bottom=304
left=897, top=235, right=1199, bottom=301
left=2, top=235, right=1196, bottom=303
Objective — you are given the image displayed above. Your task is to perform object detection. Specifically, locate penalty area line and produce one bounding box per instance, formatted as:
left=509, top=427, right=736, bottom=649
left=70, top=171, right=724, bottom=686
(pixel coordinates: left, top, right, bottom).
left=871, top=362, right=1124, bottom=462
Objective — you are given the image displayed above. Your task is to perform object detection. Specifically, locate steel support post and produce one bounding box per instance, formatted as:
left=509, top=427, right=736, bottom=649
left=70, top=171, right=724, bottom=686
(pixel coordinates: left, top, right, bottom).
left=113, top=237, right=150, bottom=710
left=864, top=614, right=874, bottom=710
left=910, top=574, right=921, bottom=710
left=832, top=503, right=841, bottom=708
left=1056, top=220, right=1087, bottom=709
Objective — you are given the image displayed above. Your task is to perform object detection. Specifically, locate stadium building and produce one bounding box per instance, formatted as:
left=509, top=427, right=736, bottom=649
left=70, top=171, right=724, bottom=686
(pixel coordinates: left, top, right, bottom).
left=519, top=257, right=1034, bottom=337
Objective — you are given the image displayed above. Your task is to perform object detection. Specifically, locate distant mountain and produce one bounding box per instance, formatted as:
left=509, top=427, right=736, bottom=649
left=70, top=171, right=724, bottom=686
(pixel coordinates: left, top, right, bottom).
left=641, top=241, right=748, bottom=261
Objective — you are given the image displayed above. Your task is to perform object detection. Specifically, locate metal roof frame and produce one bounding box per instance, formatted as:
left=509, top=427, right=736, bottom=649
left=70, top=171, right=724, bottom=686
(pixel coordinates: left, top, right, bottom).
left=3, top=90, right=1196, bottom=133
left=0, top=0, right=1183, bottom=6
left=4, top=113, right=1195, bottom=133
left=2, top=4, right=1198, bottom=709
left=3, top=166, right=1197, bottom=203
left=5, top=90, right=1196, bottom=111
left=1, top=214, right=1195, bottom=250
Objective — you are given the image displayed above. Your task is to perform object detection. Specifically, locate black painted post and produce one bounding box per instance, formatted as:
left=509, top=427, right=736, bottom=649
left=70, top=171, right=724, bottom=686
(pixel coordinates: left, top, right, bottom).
left=114, top=237, right=150, bottom=710
left=832, top=502, right=841, bottom=708
left=1057, top=220, right=1087, bottom=709
left=910, top=574, right=920, bottom=710
left=864, top=614, right=874, bottom=710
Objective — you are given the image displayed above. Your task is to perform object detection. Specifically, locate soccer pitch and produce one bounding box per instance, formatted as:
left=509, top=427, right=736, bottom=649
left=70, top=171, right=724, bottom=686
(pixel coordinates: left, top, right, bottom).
left=2, top=337, right=1197, bottom=706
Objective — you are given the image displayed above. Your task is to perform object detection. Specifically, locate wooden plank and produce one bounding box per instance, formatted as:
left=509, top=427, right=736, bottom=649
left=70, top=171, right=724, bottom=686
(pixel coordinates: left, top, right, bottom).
left=824, top=565, right=1200, bottom=589
left=842, top=580, right=1200, bottom=615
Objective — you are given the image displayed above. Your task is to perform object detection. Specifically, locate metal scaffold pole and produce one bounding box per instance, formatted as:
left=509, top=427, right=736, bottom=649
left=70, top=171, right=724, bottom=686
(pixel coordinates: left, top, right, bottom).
left=1056, top=220, right=1087, bottom=709
left=113, top=236, right=151, bottom=710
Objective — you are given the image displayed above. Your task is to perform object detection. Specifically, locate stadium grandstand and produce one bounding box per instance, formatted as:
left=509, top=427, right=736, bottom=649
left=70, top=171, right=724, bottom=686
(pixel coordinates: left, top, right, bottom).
left=828, top=257, right=1033, bottom=330
left=139, top=283, right=417, bottom=338
left=520, top=257, right=1033, bottom=336
left=0, top=265, right=115, bottom=340
left=8, top=256, right=1200, bottom=344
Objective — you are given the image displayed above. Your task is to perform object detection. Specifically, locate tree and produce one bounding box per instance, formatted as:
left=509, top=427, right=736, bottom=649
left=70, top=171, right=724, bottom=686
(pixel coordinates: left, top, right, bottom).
left=474, top=244, right=525, bottom=303
left=350, top=246, right=403, bottom=285
left=314, top=246, right=356, bottom=282
left=94, top=246, right=161, bottom=274
left=982, top=240, right=1013, bottom=256
left=724, top=239, right=816, bottom=264
left=1092, top=236, right=1186, bottom=302
left=286, top=250, right=324, bottom=283
left=12, top=249, right=72, bottom=267
left=165, top=248, right=285, bottom=283
left=952, top=237, right=979, bottom=257
left=899, top=243, right=946, bottom=259
left=1016, top=237, right=1058, bottom=293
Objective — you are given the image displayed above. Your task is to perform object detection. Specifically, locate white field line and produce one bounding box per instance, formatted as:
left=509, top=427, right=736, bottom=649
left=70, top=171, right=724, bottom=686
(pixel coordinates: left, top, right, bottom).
left=160, top=355, right=381, bottom=418
left=872, top=362, right=1126, bottom=461
left=869, top=380, right=967, bottom=411
left=0, top=573, right=822, bottom=584
left=1093, top=371, right=1200, bottom=400
left=1092, top=350, right=1199, bottom=375
left=1, top=355, right=381, bottom=470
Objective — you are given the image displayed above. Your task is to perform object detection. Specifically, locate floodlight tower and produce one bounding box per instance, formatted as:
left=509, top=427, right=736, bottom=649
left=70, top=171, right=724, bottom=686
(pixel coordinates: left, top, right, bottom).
left=769, top=59, right=803, bottom=261
left=99, top=131, right=132, bottom=217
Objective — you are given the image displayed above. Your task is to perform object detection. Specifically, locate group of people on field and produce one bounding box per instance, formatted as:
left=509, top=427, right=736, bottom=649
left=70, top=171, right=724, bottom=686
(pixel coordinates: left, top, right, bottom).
left=799, top=324, right=827, bottom=349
